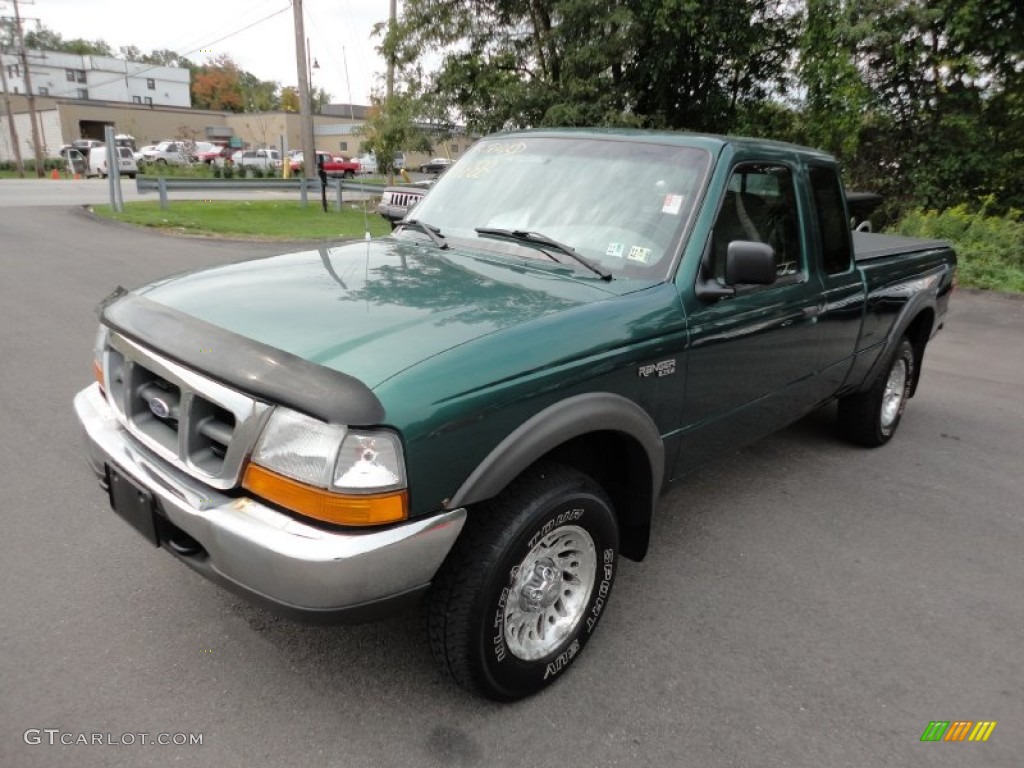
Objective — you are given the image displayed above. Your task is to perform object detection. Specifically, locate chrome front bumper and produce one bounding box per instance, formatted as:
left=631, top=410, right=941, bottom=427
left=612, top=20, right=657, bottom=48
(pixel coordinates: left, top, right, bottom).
left=74, top=383, right=466, bottom=622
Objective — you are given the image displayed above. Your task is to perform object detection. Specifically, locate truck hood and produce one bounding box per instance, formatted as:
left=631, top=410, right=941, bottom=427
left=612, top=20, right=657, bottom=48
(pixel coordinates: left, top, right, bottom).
left=136, top=238, right=634, bottom=388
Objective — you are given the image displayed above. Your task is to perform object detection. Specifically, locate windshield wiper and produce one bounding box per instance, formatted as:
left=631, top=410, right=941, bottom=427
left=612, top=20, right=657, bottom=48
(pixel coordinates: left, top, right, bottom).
left=474, top=228, right=612, bottom=281
left=399, top=219, right=448, bottom=249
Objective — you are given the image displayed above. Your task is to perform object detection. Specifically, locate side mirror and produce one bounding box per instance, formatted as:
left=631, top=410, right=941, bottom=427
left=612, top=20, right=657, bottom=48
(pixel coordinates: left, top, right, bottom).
left=725, top=240, right=776, bottom=285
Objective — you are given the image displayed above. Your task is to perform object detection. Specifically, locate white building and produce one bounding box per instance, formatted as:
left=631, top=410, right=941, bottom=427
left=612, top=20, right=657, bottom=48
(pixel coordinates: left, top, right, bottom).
left=1, top=49, right=190, bottom=107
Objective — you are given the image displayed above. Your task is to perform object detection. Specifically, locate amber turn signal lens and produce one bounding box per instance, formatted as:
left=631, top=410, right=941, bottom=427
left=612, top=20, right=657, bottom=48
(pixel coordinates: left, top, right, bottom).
left=92, top=359, right=105, bottom=391
left=242, top=463, right=408, bottom=526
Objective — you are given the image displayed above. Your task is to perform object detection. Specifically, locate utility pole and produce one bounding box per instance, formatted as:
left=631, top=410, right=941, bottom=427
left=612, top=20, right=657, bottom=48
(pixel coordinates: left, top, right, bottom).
left=12, top=0, right=44, bottom=177
left=385, top=0, right=396, bottom=185
left=0, top=41, right=26, bottom=177
left=291, top=0, right=315, bottom=181
left=386, top=0, right=396, bottom=103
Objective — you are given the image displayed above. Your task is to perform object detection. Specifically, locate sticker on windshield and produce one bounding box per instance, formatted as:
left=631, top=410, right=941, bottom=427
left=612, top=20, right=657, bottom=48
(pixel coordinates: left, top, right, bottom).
left=627, top=246, right=652, bottom=264
left=662, top=194, right=686, bottom=215
left=478, top=141, right=528, bottom=156
left=605, top=242, right=625, bottom=259
left=455, top=159, right=498, bottom=179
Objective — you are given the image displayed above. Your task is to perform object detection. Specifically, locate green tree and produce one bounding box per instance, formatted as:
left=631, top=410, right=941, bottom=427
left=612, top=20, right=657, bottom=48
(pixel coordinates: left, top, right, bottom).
left=847, top=0, right=1023, bottom=212
left=141, top=48, right=195, bottom=69
left=311, top=86, right=332, bottom=114
left=798, top=0, right=869, bottom=159
left=22, top=24, right=112, bottom=56
left=359, top=90, right=434, bottom=176
left=280, top=86, right=300, bottom=112
left=393, top=0, right=641, bottom=133
left=239, top=72, right=280, bottom=111
left=627, top=0, right=799, bottom=132
left=393, top=0, right=798, bottom=135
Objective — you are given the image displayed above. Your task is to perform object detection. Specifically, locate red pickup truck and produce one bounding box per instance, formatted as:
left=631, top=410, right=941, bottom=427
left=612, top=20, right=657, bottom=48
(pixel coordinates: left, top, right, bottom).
left=289, top=151, right=359, bottom=178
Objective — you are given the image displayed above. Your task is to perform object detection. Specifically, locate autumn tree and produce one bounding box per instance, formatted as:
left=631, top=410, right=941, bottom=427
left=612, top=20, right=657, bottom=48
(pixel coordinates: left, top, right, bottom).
left=192, top=54, right=244, bottom=112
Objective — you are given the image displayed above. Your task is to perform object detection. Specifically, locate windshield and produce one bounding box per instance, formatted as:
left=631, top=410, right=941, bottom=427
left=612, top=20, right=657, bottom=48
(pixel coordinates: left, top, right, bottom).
left=407, top=135, right=710, bottom=280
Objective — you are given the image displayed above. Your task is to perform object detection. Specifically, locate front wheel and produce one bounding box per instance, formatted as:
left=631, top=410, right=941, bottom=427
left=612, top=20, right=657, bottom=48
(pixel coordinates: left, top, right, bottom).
left=838, top=336, right=916, bottom=446
left=427, top=463, right=619, bottom=700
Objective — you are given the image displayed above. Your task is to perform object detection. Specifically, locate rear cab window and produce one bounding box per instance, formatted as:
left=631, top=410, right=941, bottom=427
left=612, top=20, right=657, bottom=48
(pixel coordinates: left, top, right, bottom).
left=808, top=166, right=853, bottom=275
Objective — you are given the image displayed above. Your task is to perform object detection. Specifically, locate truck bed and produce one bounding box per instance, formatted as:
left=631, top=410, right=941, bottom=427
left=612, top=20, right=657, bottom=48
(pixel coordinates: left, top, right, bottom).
left=853, top=231, right=950, bottom=262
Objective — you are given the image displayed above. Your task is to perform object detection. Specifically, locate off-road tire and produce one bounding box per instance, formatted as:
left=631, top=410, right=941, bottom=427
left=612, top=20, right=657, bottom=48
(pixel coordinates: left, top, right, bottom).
left=427, top=463, right=619, bottom=700
left=838, top=336, right=916, bottom=447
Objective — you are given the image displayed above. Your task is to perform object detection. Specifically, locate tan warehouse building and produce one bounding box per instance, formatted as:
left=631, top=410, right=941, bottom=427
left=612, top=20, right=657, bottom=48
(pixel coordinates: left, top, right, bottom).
left=0, top=95, right=472, bottom=167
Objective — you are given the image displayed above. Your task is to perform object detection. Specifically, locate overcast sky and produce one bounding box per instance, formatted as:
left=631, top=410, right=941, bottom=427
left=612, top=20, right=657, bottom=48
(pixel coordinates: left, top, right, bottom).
left=19, top=0, right=392, bottom=106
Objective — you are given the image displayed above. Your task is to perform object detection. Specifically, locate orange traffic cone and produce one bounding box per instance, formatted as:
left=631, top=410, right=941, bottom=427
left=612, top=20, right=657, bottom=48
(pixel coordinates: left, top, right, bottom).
left=51, top=168, right=60, bottom=180
left=74, top=173, right=81, bottom=180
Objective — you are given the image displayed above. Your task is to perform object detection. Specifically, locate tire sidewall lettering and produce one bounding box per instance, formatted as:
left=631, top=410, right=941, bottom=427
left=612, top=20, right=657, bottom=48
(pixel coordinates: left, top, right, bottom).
left=484, top=497, right=616, bottom=689
left=586, top=548, right=616, bottom=634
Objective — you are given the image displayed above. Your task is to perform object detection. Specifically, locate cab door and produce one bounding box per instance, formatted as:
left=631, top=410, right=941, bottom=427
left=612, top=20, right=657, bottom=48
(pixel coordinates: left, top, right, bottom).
left=672, top=159, right=825, bottom=476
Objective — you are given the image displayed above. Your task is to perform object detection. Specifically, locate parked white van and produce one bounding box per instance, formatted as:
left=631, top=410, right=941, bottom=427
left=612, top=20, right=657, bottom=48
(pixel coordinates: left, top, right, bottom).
left=88, top=145, right=139, bottom=179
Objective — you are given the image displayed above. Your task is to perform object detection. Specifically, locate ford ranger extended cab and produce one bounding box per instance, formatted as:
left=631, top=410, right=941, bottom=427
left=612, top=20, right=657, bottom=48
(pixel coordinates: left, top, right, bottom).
left=74, top=130, right=955, bottom=700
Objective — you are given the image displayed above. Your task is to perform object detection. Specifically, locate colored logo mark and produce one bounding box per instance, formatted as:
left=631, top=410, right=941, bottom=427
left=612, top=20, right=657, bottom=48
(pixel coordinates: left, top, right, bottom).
left=920, top=721, right=996, bottom=742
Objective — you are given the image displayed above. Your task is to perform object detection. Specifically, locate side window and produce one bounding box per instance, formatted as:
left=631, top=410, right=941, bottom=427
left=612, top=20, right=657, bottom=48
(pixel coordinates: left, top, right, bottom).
left=710, top=163, right=802, bottom=282
left=809, top=167, right=852, bottom=274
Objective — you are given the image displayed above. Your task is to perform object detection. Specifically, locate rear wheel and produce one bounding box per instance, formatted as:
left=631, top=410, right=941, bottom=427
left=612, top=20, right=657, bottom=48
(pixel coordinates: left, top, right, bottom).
left=838, top=336, right=916, bottom=446
left=427, top=463, right=619, bottom=700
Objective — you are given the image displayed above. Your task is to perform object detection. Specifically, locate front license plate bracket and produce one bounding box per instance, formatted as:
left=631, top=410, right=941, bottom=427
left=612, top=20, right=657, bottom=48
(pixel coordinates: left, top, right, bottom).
left=107, top=466, right=160, bottom=547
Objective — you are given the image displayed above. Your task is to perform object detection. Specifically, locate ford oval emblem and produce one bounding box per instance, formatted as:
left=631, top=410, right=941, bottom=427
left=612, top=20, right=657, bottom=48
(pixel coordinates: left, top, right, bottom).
left=149, top=397, right=170, bottom=419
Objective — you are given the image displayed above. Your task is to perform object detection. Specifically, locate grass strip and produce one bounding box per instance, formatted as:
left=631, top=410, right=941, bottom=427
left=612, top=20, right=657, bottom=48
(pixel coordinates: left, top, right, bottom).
left=91, top=200, right=391, bottom=241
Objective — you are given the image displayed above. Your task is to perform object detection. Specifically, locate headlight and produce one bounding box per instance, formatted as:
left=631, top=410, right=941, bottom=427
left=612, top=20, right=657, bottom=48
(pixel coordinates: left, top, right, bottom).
left=250, top=407, right=345, bottom=487
left=243, top=408, right=408, bottom=526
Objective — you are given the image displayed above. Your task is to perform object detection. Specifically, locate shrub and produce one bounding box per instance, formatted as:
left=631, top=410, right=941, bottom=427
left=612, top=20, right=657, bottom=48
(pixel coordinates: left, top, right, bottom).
left=222, top=163, right=234, bottom=179
left=890, top=202, right=1024, bottom=293
left=251, top=166, right=264, bottom=179
left=211, top=164, right=222, bottom=178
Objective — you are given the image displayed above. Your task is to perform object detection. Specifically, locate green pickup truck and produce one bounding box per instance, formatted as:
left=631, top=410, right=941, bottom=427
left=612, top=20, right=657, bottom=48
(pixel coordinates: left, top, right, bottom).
left=74, top=130, right=955, bottom=700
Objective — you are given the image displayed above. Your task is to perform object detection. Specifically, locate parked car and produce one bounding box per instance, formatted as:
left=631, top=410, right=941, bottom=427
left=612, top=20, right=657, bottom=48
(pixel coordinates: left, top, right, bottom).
left=71, top=139, right=105, bottom=152
left=288, top=150, right=334, bottom=173
left=141, top=141, right=191, bottom=166
left=133, top=145, right=157, bottom=164
left=192, top=142, right=222, bottom=163
left=57, top=146, right=87, bottom=176
left=419, top=157, right=454, bottom=173
left=196, top=145, right=225, bottom=164
left=376, top=179, right=434, bottom=227
left=87, top=145, right=139, bottom=179
left=356, top=153, right=378, bottom=175
left=232, top=149, right=281, bottom=170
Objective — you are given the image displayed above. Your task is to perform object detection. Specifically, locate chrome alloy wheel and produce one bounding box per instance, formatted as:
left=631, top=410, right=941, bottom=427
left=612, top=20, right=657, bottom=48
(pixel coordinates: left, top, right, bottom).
left=503, top=525, right=597, bottom=661
left=881, top=357, right=908, bottom=429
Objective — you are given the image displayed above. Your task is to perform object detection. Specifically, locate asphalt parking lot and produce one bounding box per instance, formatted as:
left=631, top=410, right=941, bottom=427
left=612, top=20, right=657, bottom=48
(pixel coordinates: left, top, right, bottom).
left=1, top=202, right=1021, bottom=768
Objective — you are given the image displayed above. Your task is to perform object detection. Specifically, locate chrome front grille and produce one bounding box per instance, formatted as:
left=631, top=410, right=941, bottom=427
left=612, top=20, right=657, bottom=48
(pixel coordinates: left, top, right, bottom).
left=103, top=333, right=270, bottom=489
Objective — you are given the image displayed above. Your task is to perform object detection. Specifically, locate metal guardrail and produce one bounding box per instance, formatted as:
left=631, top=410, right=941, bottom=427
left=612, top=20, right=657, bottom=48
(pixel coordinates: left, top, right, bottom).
left=134, top=176, right=384, bottom=211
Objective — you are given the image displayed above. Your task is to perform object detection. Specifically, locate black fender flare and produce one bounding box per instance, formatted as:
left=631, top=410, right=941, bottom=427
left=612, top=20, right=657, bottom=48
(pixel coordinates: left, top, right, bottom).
left=856, top=269, right=945, bottom=394
left=448, top=392, right=664, bottom=539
